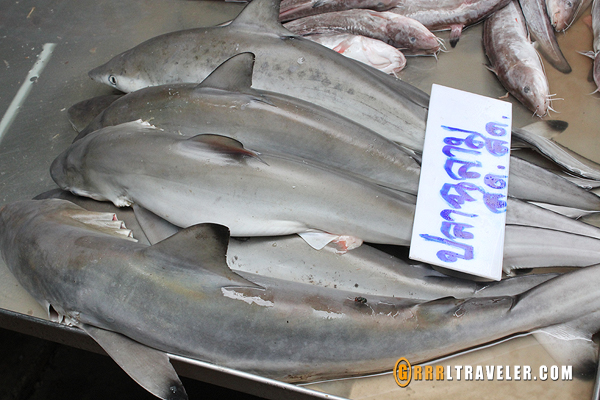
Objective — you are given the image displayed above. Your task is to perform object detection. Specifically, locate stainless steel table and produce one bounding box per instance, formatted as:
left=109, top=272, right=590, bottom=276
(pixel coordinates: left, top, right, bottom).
left=1, top=1, right=599, bottom=399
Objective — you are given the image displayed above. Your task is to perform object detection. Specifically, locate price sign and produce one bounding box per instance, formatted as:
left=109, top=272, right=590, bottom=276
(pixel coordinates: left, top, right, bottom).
left=409, top=84, right=512, bottom=281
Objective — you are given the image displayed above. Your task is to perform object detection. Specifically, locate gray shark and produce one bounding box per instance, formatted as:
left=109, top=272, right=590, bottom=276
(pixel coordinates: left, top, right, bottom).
left=50, top=120, right=417, bottom=248
left=36, top=189, right=559, bottom=300
left=2, top=198, right=600, bottom=399
left=87, top=0, right=430, bottom=152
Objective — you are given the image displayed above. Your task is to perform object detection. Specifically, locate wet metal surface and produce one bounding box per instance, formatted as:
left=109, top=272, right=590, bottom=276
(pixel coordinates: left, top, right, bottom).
left=0, top=1, right=599, bottom=399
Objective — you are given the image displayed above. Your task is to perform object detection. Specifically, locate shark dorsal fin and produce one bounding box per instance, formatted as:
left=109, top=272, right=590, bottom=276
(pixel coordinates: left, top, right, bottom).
left=197, top=53, right=255, bottom=92
left=142, top=223, right=260, bottom=288
left=229, top=0, right=294, bottom=36
left=186, top=134, right=266, bottom=163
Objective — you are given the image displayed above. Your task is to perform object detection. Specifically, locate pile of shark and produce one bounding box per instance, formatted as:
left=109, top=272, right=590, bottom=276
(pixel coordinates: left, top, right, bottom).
left=2, top=0, right=600, bottom=399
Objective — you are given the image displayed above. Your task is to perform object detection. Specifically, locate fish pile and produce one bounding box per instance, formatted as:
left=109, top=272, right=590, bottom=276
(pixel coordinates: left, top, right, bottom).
left=3, top=0, right=600, bottom=399
left=276, top=0, right=599, bottom=116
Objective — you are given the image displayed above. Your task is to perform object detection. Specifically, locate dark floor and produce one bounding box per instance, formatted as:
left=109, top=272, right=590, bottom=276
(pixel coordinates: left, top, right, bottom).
left=0, top=327, right=262, bottom=400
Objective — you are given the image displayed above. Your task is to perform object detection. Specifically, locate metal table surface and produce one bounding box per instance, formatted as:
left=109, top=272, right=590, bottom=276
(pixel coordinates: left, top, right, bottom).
left=0, top=1, right=599, bottom=399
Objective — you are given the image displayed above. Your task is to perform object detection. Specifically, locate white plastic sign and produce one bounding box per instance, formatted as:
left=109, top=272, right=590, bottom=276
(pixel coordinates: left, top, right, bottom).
left=409, top=84, right=512, bottom=281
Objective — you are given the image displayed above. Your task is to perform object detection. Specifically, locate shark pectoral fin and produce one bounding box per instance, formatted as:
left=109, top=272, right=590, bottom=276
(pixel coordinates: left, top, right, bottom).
left=533, top=318, right=600, bottom=374
left=297, top=231, right=363, bottom=253
left=298, top=230, right=340, bottom=250
left=142, top=223, right=261, bottom=288
left=80, top=324, right=187, bottom=400
left=186, top=134, right=266, bottom=163
left=132, top=204, right=181, bottom=245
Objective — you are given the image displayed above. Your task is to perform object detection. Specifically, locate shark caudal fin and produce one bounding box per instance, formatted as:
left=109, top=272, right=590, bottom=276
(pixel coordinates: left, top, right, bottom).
left=533, top=312, right=600, bottom=375
left=80, top=324, right=188, bottom=400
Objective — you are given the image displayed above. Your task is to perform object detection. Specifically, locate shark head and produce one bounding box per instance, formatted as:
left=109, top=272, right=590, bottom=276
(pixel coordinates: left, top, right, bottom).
left=88, top=49, right=154, bottom=93
left=50, top=140, right=111, bottom=202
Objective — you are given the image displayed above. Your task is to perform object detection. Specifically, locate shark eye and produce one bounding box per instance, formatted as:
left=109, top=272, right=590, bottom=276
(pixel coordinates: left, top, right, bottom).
left=523, top=85, right=531, bottom=94
left=108, top=75, right=117, bottom=86
left=409, top=37, right=416, bottom=44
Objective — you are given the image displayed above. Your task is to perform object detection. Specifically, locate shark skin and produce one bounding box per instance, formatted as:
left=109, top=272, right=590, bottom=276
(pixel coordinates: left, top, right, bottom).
left=2, top=198, right=600, bottom=399
left=87, top=0, right=430, bottom=152
left=50, top=120, right=416, bottom=247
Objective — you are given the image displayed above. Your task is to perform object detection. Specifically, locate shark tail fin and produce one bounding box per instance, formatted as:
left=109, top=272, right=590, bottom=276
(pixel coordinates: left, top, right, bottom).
left=533, top=316, right=600, bottom=376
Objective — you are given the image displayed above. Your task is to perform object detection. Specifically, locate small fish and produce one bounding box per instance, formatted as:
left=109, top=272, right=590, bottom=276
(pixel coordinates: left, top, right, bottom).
left=390, top=0, right=512, bottom=47
left=279, top=0, right=402, bottom=21
left=580, top=0, right=600, bottom=92
left=484, top=1, right=551, bottom=116
left=518, top=0, right=572, bottom=73
left=305, top=33, right=407, bottom=74
left=546, top=0, right=593, bottom=31
left=283, top=10, right=441, bottom=55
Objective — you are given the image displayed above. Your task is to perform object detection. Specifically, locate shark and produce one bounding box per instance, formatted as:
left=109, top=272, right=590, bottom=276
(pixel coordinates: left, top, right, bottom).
left=2, top=198, right=600, bottom=399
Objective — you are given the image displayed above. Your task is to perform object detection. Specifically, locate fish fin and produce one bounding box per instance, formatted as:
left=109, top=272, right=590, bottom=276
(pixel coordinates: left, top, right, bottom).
left=67, top=94, right=123, bottom=133
left=79, top=324, right=188, bottom=400
left=196, top=53, right=275, bottom=106
left=579, top=50, right=597, bottom=60
left=533, top=320, right=600, bottom=375
left=132, top=204, right=180, bottom=245
left=229, top=0, right=296, bottom=37
left=483, top=63, right=497, bottom=76
left=143, top=223, right=261, bottom=288
left=186, top=134, right=267, bottom=164
left=297, top=230, right=339, bottom=250
left=515, top=120, right=568, bottom=140
left=297, top=231, right=363, bottom=253
left=449, top=25, right=463, bottom=48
